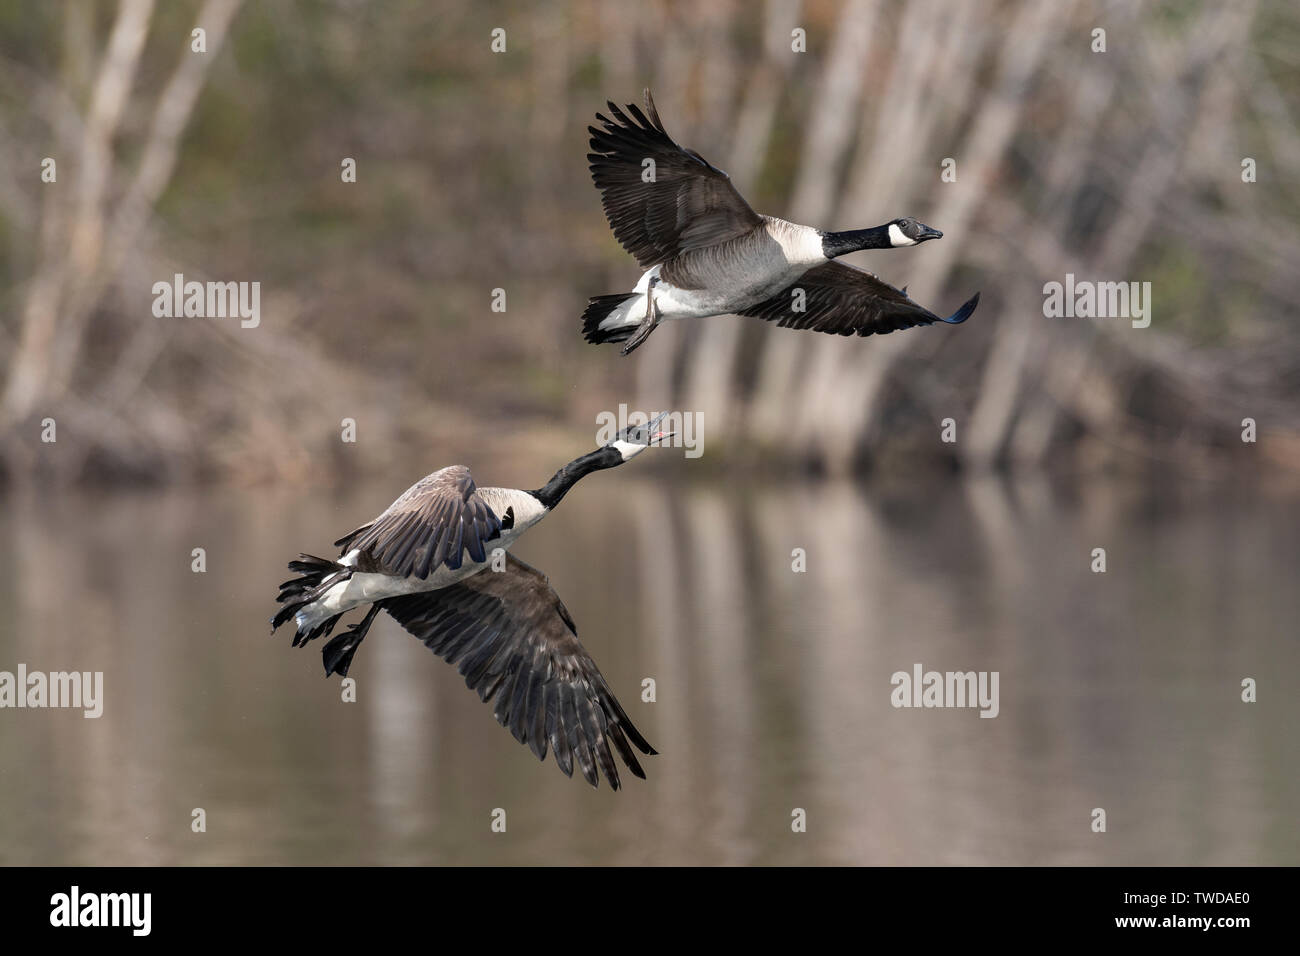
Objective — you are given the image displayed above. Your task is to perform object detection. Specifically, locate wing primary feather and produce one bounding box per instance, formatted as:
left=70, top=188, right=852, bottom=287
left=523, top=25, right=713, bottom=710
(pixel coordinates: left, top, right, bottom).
left=608, top=724, right=646, bottom=780
left=376, top=555, right=656, bottom=789
left=549, top=681, right=574, bottom=778
left=563, top=683, right=597, bottom=788
left=584, top=698, right=620, bottom=791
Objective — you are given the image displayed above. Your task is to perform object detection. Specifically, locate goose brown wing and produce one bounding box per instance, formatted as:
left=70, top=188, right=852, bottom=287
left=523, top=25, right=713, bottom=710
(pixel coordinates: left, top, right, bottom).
left=333, top=465, right=502, bottom=579
left=588, top=89, right=762, bottom=267
left=381, top=554, right=655, bottom=790
left=738, top=261, right=980, bottom=336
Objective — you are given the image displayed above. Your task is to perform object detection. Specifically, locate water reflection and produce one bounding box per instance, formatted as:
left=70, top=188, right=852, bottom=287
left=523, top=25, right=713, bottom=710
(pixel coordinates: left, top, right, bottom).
left=0, top=473, right=1295, bottom=864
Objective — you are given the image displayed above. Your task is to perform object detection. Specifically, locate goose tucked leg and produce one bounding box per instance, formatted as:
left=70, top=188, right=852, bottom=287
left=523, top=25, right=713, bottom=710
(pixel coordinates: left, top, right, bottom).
left=621, top=276, right=661, bottom=355
left=322, top=602, right=382, bottom=678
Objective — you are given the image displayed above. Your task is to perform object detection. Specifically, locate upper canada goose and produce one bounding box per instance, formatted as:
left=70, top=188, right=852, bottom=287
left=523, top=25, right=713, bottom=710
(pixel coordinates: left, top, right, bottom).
left=271, top=414, right=673, bottom=790
left=583, top=90, right=980, bottom=354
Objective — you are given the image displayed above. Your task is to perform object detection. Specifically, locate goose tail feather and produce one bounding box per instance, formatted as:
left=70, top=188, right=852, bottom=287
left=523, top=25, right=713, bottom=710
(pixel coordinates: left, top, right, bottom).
left=581, top=293, right=637, bottom=344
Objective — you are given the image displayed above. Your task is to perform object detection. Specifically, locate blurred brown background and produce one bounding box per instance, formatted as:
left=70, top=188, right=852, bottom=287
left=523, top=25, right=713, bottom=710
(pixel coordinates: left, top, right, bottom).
left=0, top=1, right=1296, bottom=866
left=1, top=0, right=1297, bottom=485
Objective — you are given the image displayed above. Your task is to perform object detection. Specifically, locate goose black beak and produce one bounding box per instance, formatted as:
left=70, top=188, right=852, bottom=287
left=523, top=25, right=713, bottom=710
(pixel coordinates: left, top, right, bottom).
left=645, top=411, right=673, bottom=445
left=917, top=225, right=943, bottom=242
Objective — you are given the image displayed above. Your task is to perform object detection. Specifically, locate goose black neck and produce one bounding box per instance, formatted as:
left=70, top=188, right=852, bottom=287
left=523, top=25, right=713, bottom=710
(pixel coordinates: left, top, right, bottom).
left=529, top=447, right=622, bottom=511
left=820, top=225, right=890, bottom=258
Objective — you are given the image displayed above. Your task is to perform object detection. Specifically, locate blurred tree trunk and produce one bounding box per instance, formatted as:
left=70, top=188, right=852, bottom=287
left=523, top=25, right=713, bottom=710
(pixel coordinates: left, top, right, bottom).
left=2, top=0, right=154, bottom=428
left=676, top=0, right=803, bottom=439
left=2, top=0, right=243, bottom=484
left=748, top=0, right=878, bottom=456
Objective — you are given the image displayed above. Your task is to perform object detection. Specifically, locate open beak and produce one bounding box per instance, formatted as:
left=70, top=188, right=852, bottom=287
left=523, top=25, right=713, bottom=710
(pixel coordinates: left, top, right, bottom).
left=645, top=411, right=674, bottom=445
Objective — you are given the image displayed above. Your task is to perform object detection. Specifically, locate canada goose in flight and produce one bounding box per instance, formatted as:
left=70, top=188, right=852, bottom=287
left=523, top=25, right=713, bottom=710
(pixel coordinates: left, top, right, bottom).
left=271, top=415, right=673, bottom=790
left=583, top=90, right=980, bottom=354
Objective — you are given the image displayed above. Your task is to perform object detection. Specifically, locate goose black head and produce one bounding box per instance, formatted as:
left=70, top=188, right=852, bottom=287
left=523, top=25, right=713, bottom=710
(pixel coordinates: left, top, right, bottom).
left=887, top=217, right=943, bottom=247
left=605, top=411, right=674, bottom=462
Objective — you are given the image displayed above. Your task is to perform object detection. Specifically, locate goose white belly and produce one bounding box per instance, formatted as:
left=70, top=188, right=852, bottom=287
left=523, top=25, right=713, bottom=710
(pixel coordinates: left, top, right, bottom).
left=330, top=558, right=478, bottom=604
left=598, top=219, right=827, bottom=333
left=662, top=262, right=815, bottom=316
left=601, top=260, right=815, bottom=333
left=297, top=556, right=474, bottom=631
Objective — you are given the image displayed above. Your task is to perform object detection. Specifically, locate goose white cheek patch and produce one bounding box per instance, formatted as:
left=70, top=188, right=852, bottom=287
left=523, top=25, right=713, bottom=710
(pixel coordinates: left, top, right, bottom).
left=888, top=223, right=917, bottom=247
left=612, top=439, right=645, bottom=460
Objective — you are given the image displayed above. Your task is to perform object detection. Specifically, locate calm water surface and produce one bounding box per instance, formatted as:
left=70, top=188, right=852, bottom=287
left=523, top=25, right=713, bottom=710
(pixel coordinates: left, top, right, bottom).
left=0, top=473, right=1296, bottom=865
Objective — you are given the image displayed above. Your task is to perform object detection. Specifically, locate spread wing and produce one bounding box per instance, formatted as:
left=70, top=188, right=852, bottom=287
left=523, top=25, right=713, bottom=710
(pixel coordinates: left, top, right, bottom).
left=588, top=88, right=763, bottom=267
left=381, top=555, right=655, bottom=790
left=738, top=261, right=980, bottom=336
left=333, top=465, right=502, bottom=579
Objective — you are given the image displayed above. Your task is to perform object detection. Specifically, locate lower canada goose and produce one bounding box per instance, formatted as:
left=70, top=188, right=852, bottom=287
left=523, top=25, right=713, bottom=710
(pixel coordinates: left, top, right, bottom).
left=583, top=90, right=980, bottom=354
left=271, top=415, right=673, bottom=790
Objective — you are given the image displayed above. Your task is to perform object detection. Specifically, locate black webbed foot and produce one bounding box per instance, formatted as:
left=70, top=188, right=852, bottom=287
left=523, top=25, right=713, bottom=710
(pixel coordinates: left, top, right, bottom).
left=621, top=278, right=661, bottom=355
left=322, top=603, right=381, bottom=678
